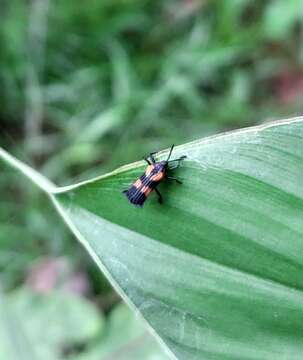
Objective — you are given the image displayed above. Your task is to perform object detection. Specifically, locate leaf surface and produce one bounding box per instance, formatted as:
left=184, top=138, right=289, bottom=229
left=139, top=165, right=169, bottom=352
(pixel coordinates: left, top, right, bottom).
left=2, top=118, right=303, bottom=359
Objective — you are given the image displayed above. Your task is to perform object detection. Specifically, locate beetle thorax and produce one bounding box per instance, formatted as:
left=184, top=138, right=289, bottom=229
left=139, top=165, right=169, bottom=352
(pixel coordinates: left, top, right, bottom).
left=152, top=161, right=166, bottom=173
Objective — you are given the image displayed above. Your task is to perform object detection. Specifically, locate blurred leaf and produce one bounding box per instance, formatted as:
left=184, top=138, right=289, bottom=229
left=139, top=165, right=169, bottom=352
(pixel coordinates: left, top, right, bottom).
left=263, top=0, right=303, bottom=40
left=76, top=105, right=129, bottom=144
left=0, top=288, right=104, bottom=360
left=2, top=118, right=303, bottom=358
left=72, top=303, right=170, bottom=360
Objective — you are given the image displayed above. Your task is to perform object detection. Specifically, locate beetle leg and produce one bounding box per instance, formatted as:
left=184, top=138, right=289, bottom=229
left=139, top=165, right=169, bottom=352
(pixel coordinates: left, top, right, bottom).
left=168, top=155, right=186, bottom=169
left=144, top=157, right=152, bottom=165
left=167, top=176, right=182, bottom=184
left=168, top=155, right=186, bottom=164
left=155, top=188, right=163, bottom=204
left=149, top=152, right=157, bottom=164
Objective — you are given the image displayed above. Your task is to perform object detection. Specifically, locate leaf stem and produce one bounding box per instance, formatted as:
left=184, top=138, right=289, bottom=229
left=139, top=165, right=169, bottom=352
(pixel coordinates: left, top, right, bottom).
left=0, top=147, right=56, bottom=194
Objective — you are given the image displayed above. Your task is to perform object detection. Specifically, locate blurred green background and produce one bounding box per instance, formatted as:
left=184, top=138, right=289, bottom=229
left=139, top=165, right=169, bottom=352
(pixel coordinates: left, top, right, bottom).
left=1, top=0, right=303, bottom=358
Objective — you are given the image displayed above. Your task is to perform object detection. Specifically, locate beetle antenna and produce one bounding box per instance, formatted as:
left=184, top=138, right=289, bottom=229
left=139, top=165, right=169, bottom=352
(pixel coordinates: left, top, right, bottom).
left=166, top=144, right=174, bottom=161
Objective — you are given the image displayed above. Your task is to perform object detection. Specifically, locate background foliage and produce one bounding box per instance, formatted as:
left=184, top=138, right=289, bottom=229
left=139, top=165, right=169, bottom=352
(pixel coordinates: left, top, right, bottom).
left=1, top=0, right=303, bottom=358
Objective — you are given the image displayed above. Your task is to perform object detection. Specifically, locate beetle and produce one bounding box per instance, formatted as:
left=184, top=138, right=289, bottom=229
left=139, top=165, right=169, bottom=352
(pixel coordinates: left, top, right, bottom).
left=123, top=144, right=186, bottom=207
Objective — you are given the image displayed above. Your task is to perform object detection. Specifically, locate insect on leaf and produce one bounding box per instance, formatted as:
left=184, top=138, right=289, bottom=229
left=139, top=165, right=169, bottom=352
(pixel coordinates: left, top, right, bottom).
left=1, top=117, right=303, bottom=359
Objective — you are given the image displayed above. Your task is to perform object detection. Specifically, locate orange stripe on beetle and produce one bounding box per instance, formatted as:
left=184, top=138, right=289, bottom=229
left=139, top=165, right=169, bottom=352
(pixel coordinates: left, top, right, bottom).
left=151, top=171, right=165, bottom=182
left=133, top=179, right=142, bottom=188
left=145, top=165, right=154, bottom=176
left=141, top=186, right=152, bottom=196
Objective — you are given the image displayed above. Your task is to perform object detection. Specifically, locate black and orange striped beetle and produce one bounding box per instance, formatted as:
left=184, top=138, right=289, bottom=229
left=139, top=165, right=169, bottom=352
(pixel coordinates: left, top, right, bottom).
left=123, top=145, right=186, bottom=207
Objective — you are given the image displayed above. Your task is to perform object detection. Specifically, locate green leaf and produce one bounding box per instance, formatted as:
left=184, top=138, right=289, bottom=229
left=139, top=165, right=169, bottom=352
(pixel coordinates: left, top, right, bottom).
left=2, top=117, right=303, bottom=359
left=0, top=288, right=104, bottom=360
